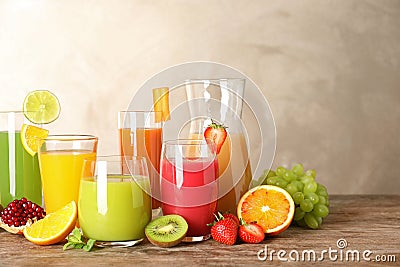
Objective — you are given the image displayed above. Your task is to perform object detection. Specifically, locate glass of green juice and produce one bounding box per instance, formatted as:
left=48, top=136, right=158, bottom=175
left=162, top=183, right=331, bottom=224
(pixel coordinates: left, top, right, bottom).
left=78, top=156, right=152, bottom=243
left=0, top=111, right=42, bottom=207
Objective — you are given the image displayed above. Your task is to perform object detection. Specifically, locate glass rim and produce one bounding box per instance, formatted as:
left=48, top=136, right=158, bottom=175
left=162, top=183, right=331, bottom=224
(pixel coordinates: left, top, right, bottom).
left=40, top=134, right=98, bottom=141
left=163, top=139, right=215, bottom=147
left=184, top=78, right=245, bottom=82
left=118, top=110, right=162, bottom=114
left=84, top=155, right=147, bottom=162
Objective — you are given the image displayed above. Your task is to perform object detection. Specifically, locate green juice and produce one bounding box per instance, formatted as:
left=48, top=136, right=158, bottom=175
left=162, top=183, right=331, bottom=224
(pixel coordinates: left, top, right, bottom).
left=78, top=175, right=151, bottom=241
left=0, top=131, right=42, bottom=206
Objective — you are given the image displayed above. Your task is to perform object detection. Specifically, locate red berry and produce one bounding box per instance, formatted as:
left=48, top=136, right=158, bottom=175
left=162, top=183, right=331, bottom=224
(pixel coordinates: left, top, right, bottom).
left=209, top=212, right=238, bottom=245
left=238, top=222, right=265, bottom=244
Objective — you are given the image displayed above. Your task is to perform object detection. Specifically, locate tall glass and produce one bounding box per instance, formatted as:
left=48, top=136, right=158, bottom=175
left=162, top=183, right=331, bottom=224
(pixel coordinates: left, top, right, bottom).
left=184, top=78, right=252, bottom=215
left=0, top=111, right=42, bottom=206
left=160, top=139, right=218, bottom=241
left=38, top=135, right=98, bottom=213
left=79, top=156, right=151, bottom=243
left=118, top=111, right=162, bottom=210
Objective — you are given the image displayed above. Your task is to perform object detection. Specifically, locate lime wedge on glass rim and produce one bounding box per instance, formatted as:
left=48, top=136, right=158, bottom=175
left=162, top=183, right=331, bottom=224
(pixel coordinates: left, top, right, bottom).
left=23, top=90, right=61, bottom=124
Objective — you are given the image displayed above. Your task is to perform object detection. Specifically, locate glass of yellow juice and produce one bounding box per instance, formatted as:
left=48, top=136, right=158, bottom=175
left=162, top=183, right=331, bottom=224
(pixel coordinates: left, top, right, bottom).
left=78, top=156, right=151, bottom=243
left=38, top=135, right=98, bottom=213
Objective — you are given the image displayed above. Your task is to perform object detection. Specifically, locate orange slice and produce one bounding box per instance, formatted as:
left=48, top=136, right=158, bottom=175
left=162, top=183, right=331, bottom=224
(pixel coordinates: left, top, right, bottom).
left=152, top=87, right=170, bottom=122
left=20, top=124, right=49, bottom=156
left=237, top=185, right=295, bottom=235
left=23, top=201, right=77, bottom=245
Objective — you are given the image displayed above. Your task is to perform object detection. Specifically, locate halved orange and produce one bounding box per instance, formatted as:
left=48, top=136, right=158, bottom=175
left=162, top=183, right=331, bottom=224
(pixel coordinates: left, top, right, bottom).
left=237, top=185, right=295, bottom=235
left=152, top=87, right=170, bottom=122
left=20, top=124, right=49, bottom=156
left=23, top=201, right=77, bottom=245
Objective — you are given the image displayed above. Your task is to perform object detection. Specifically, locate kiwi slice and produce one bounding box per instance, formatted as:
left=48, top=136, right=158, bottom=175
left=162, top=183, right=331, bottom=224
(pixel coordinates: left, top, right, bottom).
left=145, top=214, right=188, bottom=247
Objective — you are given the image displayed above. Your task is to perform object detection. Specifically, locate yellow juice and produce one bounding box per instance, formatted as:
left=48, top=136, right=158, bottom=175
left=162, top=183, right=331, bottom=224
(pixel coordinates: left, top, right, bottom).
left=188, top=133, right=252, bottom=214
left=39, top=150, right=96, bottom=213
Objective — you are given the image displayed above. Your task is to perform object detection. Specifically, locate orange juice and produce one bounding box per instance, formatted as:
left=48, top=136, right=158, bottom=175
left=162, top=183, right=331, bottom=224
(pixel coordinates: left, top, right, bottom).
left=119, top=127, right=162, bottom=208
left=39, top=150, right=96, bottom=213
left=189, top=132, right=252, bottom=214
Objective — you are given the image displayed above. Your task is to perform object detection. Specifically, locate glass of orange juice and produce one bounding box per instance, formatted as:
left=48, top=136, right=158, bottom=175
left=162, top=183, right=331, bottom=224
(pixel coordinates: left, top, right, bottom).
left=118, top=111, right=162, bottom=211
left=38, top=135, right=98, bottom=213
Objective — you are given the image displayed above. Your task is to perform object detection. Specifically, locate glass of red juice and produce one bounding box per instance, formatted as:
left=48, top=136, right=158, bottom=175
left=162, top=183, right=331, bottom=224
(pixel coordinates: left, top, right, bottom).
left=160, top=139, right=218, bottom=242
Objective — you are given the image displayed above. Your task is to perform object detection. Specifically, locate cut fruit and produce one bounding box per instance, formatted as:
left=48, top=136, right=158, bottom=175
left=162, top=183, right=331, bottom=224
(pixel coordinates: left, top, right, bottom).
left=23, top=201, right=77, bottom=245
left=145, top=214, right=188, bottom=248
left=23, top=90, right=60, bottom=124
left=20, top=124, right=49, bottom=156
left=152, top=87, right=170, bottom=122
left=237, top=185, right=295, bottom=235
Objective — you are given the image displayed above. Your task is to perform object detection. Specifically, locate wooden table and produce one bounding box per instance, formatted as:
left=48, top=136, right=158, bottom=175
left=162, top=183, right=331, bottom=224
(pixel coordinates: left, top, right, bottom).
left=0, top=195, right=399, bottom=266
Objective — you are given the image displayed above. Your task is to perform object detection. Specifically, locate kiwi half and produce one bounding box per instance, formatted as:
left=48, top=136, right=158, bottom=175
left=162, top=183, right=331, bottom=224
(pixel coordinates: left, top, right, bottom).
left=145, top=214, right=188, bottom=248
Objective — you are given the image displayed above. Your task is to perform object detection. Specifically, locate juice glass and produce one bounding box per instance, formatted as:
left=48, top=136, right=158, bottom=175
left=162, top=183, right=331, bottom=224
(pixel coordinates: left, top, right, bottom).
left=118, top=111, right=162, bottom=210
left=0, top=111, right=42, bottom=206
left=38, top=135, right=98, bottom=213
left=160, top=140, right=218, bottom=241
left=79, top=156, right=151, bottom=242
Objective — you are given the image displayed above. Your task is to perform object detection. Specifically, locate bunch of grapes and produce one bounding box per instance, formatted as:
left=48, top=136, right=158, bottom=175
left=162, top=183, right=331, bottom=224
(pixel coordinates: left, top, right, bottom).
left=261, top=163, right=329, bottom=229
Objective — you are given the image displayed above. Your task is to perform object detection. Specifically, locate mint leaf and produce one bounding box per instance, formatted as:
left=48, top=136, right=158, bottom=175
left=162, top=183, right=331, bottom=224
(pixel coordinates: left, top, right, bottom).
left=83, top=239, right=96, bottom=252
left=62, top=227, right=96, bottom=252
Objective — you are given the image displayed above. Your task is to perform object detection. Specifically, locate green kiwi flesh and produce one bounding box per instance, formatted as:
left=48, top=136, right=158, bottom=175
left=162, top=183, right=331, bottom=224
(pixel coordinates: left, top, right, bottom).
left=145, top=214, right=188, bottom=247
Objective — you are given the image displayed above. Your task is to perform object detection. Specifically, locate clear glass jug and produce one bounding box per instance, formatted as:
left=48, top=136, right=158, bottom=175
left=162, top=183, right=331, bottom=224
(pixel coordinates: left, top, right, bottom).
left=182, top=78, right=252, bottom=214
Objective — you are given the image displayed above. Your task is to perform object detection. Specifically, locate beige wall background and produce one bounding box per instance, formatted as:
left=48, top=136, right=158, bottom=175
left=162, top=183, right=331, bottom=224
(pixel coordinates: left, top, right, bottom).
left=0, top=0, right=399, bottom=194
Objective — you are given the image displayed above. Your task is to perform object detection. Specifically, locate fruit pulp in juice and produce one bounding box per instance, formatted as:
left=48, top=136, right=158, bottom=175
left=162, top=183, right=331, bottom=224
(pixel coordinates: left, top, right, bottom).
left=0, top=131, right=42, bottom=206
left=161, top=158, right=218, bottom=237
left=79, top=175, right=151, bottom=241
left=119, top=127, right=162, bottom=208
left=39, top=150, right=96, bottom=213
left=189, top=132, right=252, bottom=215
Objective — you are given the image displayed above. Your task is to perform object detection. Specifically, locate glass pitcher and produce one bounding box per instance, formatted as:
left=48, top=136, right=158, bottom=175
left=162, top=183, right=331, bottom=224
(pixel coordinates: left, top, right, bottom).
left=182, top=78, right=252, bottom=214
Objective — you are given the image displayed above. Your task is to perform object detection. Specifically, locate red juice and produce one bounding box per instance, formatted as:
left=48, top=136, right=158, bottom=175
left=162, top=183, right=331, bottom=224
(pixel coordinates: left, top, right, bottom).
left=161, top=158, right=218, bottom=237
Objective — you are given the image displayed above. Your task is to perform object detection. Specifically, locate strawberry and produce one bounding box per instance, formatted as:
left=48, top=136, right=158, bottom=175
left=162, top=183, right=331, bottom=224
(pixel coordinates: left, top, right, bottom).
left=223, top=213, right=240, bottom=227
left=238, top=219, right=265, bottom=244
left=208, top=212, right=238, bottom=245
left=204, top=120, right=227, bottom=154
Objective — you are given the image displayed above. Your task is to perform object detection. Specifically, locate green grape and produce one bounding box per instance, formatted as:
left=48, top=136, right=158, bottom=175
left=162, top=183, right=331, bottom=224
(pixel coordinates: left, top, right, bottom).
left=304, top=192, right=319, bottom=205
left=285, top=183, right=298, bottom=196
left=292, top=163, right=304, bottom=176
left=300, top=175, right=314, bottom=185
left=292, top=192, right=304, bottom=205
left=317, top=195, right=327, bottom=205
left=266, top=176, right=278, bottom=185
left=276, top=166, right=286, bottom=177
left=315, top=216, right=323, bottom=227
left=291, top=180, right=304, bottom=192
left=283, top=170, right=296, bottom=182
left=326, top=197, right=330, bottom=207
left=316, top=184, right=328, bottom=197
left=300, top=199, right=313, bottom=212
left=265, top=169, right=276, bottom=178
left=305, top=169, right=316, bottom=178
left=275, top=177, right=288, bottom=188
left=304, top=213, right=319, bottom=229
left=303, top=181, right=318, bottom=194
left=312, top=204, right=329, bottom=218
left=294, top=207, right=305, bottom=221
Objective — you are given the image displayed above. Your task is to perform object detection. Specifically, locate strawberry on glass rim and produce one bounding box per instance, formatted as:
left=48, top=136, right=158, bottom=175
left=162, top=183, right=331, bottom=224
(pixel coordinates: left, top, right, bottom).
left=204, top=120, right=227, bottom=154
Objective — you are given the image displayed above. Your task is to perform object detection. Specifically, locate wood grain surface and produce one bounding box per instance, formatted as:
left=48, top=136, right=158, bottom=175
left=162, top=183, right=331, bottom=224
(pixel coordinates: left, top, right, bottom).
left=0, top=195, right=399, bottom=266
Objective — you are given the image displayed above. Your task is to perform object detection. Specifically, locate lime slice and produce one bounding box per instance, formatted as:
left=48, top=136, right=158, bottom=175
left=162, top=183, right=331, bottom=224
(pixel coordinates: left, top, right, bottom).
left=21, top=124, right=49, bottom=156
left=23, top=90, right=60, bottom=124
